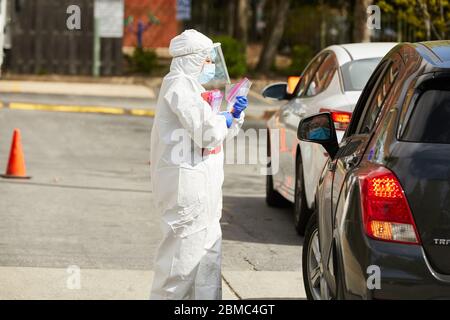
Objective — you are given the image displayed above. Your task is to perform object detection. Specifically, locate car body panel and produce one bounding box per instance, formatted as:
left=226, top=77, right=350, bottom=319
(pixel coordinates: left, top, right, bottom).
left=340, top=42, right=399, bottom=61
left=389, top=142, right=450, bottom=275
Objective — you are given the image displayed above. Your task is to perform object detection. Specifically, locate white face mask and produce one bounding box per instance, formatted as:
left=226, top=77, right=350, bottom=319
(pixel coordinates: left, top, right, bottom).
left=198, top=63, right=216, bottom=84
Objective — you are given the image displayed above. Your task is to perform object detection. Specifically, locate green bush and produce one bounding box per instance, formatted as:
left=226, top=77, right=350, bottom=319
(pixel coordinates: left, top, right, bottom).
left=288, top=45, right=313, bottom=75
left=213, top=36, right=247, bottom=78
left=128, top=48, right=158, bottom=74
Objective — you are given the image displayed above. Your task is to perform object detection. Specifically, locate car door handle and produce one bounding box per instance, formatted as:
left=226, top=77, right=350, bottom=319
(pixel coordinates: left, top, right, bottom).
left=344, top=154, right=360, bottom=169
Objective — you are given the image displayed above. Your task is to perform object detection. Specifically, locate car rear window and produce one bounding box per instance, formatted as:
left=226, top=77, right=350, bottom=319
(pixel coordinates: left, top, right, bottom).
left=341, top=58, right=381, bottom=91
left=402, top=89, right=450, bottom=144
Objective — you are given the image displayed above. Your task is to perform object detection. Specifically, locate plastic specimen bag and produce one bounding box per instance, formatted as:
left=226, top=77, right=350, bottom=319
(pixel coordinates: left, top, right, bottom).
left=225, top=77, right=252, bottom=111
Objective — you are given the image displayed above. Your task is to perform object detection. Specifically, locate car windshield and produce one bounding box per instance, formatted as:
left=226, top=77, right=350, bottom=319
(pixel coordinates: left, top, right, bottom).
left=341, top=58, right=382, bottom=91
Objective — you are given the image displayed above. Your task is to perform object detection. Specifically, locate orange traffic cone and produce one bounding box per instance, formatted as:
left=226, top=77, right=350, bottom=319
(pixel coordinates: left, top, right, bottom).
left=1, top=129, right=31, bottom=179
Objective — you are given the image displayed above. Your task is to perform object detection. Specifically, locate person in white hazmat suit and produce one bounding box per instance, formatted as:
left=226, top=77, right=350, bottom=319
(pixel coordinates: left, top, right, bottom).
left=149, top=29, right=248, bottom=300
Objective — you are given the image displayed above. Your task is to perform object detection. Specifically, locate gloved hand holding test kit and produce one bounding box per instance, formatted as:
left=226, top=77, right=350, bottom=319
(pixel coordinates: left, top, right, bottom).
left=201, top=77, right=252, bottom=116
left=226, top=77, right=252, bottom=113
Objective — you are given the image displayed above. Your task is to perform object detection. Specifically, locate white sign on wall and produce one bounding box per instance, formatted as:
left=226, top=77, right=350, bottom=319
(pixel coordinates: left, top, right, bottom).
left=177, top=0, right=191, bottom=21
left=94, top=0, right=124, bottom=38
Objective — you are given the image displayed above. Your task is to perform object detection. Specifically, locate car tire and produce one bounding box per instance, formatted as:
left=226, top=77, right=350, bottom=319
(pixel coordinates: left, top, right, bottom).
left=333, top=243, right=346, bottom=300
left=294, top=154, right=312, bottom=235
left=302, top=213, right=330, bottom=300
left=266, top=163, right=291, bottom=207
left=266, top=133, right=290, bottom=208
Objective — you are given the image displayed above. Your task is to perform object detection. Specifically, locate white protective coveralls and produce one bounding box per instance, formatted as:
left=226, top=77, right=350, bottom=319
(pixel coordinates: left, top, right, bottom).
left=149, top=29, right=244, bottom=300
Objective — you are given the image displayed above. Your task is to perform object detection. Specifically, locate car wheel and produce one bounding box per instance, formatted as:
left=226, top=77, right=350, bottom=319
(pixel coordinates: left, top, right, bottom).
left=333, top=243, right=346, bottom=300
left=266, top=163, right=290, bottom=207
left=302, top=213, right=331, bottom=300
left=294, top=154, right=312, bottom=235
left=266, top=135, right=290, bottom=208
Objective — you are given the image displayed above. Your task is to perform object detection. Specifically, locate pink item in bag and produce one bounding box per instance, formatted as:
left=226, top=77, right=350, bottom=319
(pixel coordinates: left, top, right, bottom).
left=201, top=89, right=223, bottom=114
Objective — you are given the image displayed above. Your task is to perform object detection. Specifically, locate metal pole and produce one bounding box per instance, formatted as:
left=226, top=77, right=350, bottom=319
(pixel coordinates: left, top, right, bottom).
left=0, top=0, right=7, bottom=74
left=93, top=17, right=101, bottom=77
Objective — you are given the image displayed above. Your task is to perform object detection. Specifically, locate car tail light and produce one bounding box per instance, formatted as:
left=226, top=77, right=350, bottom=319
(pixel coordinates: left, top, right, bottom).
left=319, top=108, right=352, bottom=131
left=359, top=166, right=421, bottom=245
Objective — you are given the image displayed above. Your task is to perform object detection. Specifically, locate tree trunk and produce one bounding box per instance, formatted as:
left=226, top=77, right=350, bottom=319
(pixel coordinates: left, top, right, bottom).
left=201, top=0, right=209, bottom=34
left=440, top=0, right=446, bottom=39
left=227, top=0, right=236, bottom=37
left=353, top=0, right=372, bottom=42
left=397, top=14, right=403, bottom=43
left=319, top=0, right=327, bottom=49
left=256, top=0, right=290, bottom=73
left=418, top=0, right=432, bottom=40
left=235, top=0, right=249, bottom=48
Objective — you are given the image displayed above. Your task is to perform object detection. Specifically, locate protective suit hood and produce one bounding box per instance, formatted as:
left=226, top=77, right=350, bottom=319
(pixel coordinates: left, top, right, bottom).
left=169, top=29, right=214, bottom=80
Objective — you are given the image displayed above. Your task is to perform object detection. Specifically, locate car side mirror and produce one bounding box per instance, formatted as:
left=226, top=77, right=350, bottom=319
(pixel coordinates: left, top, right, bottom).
left=261, top=83, right=292, bottom=101
left=297, top=113, right=339, bottom=159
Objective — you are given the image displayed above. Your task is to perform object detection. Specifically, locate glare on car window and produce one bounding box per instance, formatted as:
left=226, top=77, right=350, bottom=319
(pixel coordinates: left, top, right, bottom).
left=341, top=58, right=382, bottom=92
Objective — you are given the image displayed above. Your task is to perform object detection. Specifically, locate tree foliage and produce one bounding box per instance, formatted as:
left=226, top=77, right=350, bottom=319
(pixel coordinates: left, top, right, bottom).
left=377, top=0, right=450, bottom=40
left=213, top=36, right=247, bottom=78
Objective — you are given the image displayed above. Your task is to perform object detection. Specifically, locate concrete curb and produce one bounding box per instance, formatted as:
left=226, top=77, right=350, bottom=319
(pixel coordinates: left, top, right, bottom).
left=0, top=80, right=156, bottom=99
left=222, top=271, right=306, bottom=300
left=0, top=267, right=238, bottom=300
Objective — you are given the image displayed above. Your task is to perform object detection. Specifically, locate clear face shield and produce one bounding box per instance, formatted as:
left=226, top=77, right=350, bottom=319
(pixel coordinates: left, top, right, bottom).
left=199, top=43, right=230, bottom=88
left=204, top=43, right=231, bottom=87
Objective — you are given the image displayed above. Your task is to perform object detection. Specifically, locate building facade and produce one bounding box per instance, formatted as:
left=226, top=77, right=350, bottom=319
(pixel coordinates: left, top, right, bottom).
left=123, top=0, right=178, bottom=50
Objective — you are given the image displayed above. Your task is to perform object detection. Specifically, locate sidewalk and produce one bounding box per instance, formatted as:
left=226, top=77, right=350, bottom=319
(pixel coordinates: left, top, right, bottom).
left=0, top=80, right=157, bottom=99
left=0, top=79, right=281, bottom=120
left=0, top=266, right=306, bottom=300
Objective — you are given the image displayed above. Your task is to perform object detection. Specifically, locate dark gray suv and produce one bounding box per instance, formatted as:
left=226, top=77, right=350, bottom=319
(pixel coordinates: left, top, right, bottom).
left=298, top=41, right=450, bottom=300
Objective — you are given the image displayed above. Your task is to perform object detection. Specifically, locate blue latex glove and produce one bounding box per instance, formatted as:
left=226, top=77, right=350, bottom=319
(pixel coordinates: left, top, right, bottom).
left=220, top=112, right=233, bottom=128
left=232, top=96, right=248, bottom=119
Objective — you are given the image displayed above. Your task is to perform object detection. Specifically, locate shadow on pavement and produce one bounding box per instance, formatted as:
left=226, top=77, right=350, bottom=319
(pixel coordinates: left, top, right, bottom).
left=222, top=195, right=303, bottom=246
